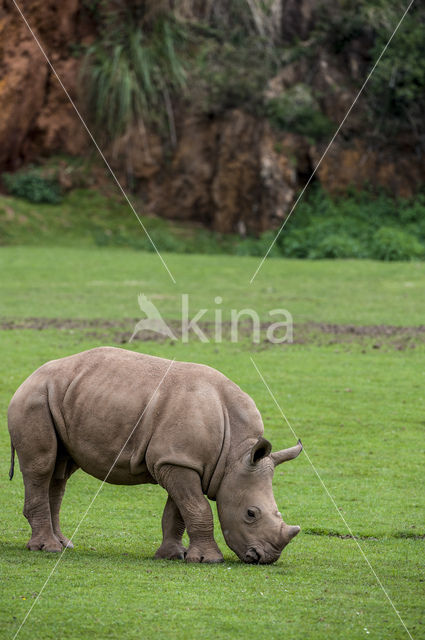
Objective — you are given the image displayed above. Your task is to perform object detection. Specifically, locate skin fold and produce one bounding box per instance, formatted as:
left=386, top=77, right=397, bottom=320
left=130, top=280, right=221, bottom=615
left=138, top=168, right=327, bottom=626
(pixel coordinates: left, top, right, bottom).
left=8, top=347, right=301, bottom=563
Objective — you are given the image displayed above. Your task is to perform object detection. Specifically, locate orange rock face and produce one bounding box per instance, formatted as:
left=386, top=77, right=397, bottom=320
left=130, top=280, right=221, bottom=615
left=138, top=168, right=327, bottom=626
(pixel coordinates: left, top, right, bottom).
left=312, top=139, right=424, bottom=200
left=0, top=0, right=88, bottom=168
left=0, top=8, right=47, bottom=167
left=137, top=111, right=299, bottom=234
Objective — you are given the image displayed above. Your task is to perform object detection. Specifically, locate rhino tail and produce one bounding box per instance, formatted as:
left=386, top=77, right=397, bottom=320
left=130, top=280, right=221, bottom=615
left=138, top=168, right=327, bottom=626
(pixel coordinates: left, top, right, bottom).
left=9, top=443, right=15, bottom=480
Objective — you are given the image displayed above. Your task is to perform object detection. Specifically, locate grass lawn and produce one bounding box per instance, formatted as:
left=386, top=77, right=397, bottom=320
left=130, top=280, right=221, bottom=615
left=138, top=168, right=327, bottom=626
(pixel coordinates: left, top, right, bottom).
left=0, top=246, right=424, bottom=640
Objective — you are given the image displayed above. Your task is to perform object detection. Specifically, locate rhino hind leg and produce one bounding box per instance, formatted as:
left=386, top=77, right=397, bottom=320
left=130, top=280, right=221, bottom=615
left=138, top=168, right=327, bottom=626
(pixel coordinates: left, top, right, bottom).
left=157, top=466, right=223, bottom=564
left=49, top=460, right=79, bottom=549
left=24, top=477, right=62, bottom=552
left=23, top=468, right=62, bottom=553
left=10, top=398, right=62, bottom=552
left=154, top=496, right=187, bottom=560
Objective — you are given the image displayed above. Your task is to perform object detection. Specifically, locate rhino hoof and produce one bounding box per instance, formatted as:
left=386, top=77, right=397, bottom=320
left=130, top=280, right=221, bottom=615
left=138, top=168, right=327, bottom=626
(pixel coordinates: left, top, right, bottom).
left=27, top=536, right=63, bottom=552
left=185, top=547, right=224, bottom=563
left=59, top=537, right=74, bottom=550
left=154, top=543, right=187, bottom=560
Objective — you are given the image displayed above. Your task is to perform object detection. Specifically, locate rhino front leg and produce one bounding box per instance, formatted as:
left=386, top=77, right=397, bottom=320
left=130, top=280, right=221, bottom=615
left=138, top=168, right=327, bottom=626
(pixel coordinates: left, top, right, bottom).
left=158, top=465, right=223, bottom=563
left=154, top=496, right=187, bottom=560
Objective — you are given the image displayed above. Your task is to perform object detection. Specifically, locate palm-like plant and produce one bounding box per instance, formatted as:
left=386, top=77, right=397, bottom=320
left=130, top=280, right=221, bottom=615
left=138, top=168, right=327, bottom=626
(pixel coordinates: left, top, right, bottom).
left=81, top=9, right=187, bottom=145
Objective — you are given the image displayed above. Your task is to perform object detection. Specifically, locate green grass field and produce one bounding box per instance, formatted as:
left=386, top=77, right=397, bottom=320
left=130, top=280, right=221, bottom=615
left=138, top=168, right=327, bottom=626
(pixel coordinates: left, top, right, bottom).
left=0, top=245, right=424, bottom=640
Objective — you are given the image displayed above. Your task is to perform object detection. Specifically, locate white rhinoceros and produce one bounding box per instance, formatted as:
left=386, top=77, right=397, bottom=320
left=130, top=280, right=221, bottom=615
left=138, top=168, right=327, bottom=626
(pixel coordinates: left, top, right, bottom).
left=8, top=347, right=302, bottom=564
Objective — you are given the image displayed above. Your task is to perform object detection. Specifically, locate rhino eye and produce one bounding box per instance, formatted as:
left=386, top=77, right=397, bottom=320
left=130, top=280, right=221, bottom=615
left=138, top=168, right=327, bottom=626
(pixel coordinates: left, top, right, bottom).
left=245, top=506, right=261, bottom=523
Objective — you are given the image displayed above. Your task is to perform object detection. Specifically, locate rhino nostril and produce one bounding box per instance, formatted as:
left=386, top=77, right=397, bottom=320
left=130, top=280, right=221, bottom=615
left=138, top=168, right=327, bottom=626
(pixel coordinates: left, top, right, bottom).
left=244, top=548, right=261, bottom=564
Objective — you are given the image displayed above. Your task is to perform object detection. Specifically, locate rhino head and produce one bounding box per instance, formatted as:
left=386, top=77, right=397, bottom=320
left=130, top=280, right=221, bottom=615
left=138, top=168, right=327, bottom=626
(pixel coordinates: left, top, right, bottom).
left=216, top=437, right=302, bottom=564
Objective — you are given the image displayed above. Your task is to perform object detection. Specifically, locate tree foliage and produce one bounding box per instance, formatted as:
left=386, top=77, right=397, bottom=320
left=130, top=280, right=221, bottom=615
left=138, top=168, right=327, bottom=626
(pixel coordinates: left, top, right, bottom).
left=315, top=0, right=425, bottom=141
left=80, top=0, right=425, bottom=153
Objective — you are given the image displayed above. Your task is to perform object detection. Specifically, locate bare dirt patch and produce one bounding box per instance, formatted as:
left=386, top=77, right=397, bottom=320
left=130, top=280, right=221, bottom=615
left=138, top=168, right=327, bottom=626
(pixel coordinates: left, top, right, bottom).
left=1, top=318, right=425, bottom=350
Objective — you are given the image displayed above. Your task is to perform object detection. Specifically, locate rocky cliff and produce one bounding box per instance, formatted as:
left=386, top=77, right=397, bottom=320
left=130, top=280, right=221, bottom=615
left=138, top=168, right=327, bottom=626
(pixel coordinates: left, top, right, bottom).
left=0, top=0, right=423, bottom=234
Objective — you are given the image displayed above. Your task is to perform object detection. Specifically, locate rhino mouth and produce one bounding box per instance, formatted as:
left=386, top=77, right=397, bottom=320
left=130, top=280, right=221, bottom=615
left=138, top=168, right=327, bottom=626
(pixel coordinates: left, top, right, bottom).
left=244, top=543, right=284, bottom=565
left=244, top=547, right=263, bottom=564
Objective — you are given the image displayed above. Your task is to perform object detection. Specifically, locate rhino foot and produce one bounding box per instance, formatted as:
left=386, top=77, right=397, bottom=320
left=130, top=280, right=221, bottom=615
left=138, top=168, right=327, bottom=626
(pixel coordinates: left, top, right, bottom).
left=185, top=545, right=224, bottom=564
left=27, top=534, right=63, bottom=553
left=154, top=542, right=187, bottom=560
left=57, top=535, right=74, bottom=550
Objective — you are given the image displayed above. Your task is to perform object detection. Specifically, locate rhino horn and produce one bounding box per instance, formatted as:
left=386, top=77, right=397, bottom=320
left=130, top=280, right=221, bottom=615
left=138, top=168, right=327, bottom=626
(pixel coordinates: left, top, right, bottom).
left=271, top=439, right=302, bottom=466
left=285, top=525, right=301, bottom=541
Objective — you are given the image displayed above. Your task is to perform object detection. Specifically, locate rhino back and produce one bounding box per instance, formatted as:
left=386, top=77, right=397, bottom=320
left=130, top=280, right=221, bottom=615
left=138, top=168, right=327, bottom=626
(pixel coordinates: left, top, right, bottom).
left=10, top=347, right=263, bottom=490
left=38, top=348, right=242, bottom=488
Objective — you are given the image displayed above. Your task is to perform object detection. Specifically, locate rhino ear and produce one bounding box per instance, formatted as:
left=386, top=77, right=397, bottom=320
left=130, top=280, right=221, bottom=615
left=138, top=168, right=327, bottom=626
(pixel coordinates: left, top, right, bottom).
left=250, top=437, right=272, bottom=464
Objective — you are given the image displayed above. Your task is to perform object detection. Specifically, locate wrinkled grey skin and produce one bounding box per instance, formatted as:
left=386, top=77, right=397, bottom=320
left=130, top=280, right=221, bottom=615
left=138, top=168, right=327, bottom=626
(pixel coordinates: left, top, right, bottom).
left=8, top=347, right=302, bottom=564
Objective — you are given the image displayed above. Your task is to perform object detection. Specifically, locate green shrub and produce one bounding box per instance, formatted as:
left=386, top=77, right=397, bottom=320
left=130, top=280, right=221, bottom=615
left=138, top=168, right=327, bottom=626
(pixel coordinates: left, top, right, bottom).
left=279, top=227, right=316, bottom=258
left=89, top=184, right=425, bottom=262
left=277, top=187, right=425, bottom=261
left=266, top=84, right=334, bottom=142
left=234, top=231, right=281, bottom=257
left=398, top=193, right=425, bottom=224
left=367, top=4, right=425, bottom=136
left=2, top=171, right=62, bottom=204
left=371, top=227, right=424, bottom=261
left=309, top=233, right=363, bottom=259
left=192, top=35, right=276, bottom=116
left=143, top=228, right=187, bottom=254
